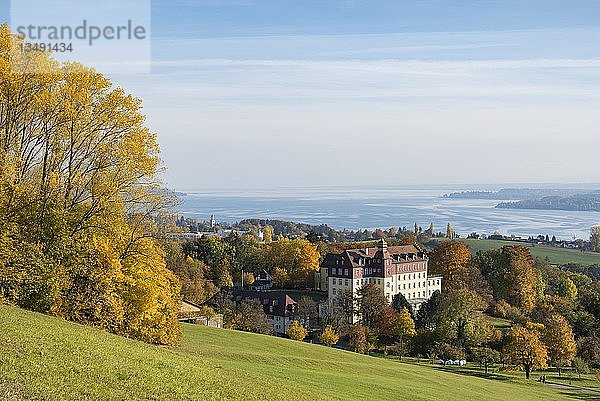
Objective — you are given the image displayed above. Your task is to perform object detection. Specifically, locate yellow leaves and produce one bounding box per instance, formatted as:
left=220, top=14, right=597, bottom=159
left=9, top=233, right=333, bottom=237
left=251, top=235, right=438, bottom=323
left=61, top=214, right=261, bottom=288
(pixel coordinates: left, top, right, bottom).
left=263, top=239, right=321, bottom=288
left=542, top=314, right=576, bottom=367
left=319, top=325, right=339, bottom=346
left=48, top=172, right=59, bottom=189
left=286, top=320, right=307, bottom=341
left=0, top=24, right=179, bottom=345
left=504, top=325, right=548, bottom=370
left=396, top=307, right=416, bottom=337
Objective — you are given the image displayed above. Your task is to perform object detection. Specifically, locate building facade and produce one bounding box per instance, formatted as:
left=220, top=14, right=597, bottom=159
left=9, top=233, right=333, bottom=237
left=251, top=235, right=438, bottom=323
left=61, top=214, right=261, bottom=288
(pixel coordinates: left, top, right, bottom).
left=320, top=239, right=441, bottom=312
left=206, top=289, right=299, bottom=334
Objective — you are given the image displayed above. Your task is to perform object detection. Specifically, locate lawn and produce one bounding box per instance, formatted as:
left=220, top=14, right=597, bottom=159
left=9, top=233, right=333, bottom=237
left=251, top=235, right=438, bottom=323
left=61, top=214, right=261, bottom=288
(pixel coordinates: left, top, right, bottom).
left=0, top=304, right=586, bottom=401
left=449, top=238, right=600, bottom=266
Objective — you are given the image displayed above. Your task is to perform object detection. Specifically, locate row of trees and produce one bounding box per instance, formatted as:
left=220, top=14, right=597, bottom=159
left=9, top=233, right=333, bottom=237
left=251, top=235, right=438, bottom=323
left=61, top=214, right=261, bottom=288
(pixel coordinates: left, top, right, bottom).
left=421, top=241, right=597, bottom=378
left=164, top=234, right=320, bottom=305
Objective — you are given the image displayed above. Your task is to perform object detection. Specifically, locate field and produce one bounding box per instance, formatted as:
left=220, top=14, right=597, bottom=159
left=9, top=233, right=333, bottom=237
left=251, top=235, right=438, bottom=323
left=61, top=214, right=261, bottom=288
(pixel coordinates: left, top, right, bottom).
left=449, top=238, right=600, bottom=266
left=0, top=305, right=589, bottom=401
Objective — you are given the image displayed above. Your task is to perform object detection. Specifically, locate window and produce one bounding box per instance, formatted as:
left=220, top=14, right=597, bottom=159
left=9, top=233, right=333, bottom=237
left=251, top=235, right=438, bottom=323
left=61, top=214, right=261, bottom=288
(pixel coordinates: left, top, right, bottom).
left=332, top=288, right=337, bottom=295
left=403, top=284, right=406, bottom=289
left=344, top=279, right=349, bottom=286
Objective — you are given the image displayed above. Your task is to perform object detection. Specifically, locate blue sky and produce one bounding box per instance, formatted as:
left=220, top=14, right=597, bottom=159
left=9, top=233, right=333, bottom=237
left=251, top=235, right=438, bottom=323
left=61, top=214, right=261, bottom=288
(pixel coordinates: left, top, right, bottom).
left=4, top=1, right=600, bottom=189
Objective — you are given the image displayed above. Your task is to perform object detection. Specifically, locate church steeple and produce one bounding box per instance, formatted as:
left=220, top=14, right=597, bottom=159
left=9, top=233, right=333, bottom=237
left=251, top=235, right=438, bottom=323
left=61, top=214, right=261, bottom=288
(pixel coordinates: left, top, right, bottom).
left=210, top=214, right=216, bottom=229
left=377, top=238, right=387, bottom=252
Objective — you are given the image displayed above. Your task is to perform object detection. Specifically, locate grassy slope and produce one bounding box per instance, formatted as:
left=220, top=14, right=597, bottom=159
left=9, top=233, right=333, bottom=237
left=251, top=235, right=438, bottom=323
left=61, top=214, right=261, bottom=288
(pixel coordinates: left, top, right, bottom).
left=0, top=305, right=578, bottom=401
left=452, top=238, right=600, bottom=266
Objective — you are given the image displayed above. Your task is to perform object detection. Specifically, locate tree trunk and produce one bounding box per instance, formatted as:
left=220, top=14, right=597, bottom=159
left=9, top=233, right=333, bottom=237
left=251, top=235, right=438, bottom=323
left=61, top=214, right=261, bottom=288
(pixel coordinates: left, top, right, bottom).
left=399, top=337, right=403, bottom=360
left=557, top=366, right=561, bottom=377
left=484, top=363, right=488, bottom=374
left=525, top=365, right=531, bottom=380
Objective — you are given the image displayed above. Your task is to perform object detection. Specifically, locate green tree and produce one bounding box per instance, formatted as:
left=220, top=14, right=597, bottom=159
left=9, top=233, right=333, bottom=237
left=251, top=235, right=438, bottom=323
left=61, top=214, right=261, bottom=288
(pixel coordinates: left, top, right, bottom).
left=577, top=336, right=600, bottom=368
left=395, top=307, right=416, bottom=359
left=199, top=305, right=217, bottom=325
left=590, top=226, right=600, bottom=252
left=572, top=357, right=589, bottom=379
left=356, top=284, right=387, bottom=329
left=472, top=347, right=500, bottom=374
left=438, top=288, right=486, bottom=347
left=416, top=290, right=442, bottom=330
left=391, top=292, right=414, bottom=317
left=477, top=246, right=537, bottom=312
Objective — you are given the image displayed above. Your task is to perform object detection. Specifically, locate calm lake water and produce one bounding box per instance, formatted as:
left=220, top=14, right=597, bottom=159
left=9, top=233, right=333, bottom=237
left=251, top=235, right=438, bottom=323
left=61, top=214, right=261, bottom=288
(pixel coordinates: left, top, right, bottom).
left=176, top=186, right=600, bottom=240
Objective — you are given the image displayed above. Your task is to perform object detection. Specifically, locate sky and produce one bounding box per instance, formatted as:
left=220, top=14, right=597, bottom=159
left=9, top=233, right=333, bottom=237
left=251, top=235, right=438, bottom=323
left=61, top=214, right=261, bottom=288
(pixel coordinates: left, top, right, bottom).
left=5, top=1, right=600, bottom=189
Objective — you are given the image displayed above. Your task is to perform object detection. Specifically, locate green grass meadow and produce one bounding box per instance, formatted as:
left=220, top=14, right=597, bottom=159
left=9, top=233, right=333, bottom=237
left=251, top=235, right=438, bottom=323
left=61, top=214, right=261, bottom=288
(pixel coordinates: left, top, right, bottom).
left=0, top=304, right=590, bottom=401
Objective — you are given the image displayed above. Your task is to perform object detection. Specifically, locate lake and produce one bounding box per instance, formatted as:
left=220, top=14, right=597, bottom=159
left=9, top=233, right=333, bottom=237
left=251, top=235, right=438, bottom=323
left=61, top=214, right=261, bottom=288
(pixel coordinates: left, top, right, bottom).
left=176, top=186, right=600, bottom=240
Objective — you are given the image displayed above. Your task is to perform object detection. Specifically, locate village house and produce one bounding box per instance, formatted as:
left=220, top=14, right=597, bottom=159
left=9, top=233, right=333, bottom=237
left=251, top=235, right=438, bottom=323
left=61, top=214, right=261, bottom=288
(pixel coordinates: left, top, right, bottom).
left=178, top=300, right=224, bottom=328
left=249, top=270, right=273, bottom=291
left=207, top=289, right=299, bottom=334
left=319, top=239, right=442, bottom=314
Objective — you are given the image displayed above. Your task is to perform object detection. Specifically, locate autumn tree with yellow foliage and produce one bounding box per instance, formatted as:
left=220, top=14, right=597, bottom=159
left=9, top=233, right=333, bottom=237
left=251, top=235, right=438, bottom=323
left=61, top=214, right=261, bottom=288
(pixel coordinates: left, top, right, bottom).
left=0, top=25, right=180, bottom=344
left=262, top=238, right=320, bottom=288
left=319, top=325, right=339, bottom=347
left=286, top=320, right=307, bottom=341
left=428, top=241, right=471, bottom=292
left=542, top=314, right=576, bottom=376
left=504, top=326, right=548, bottom=379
